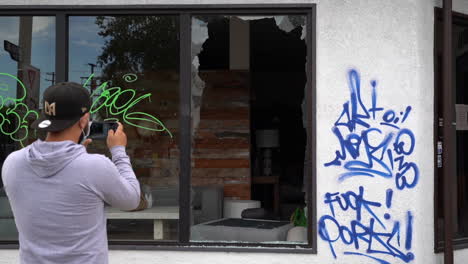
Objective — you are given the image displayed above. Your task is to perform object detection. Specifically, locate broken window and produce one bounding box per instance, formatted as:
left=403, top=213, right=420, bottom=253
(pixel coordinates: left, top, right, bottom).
left=0, top=6, right=316, bottom=251
left=435, top=10, right=468, bottom=249
left=190, top=15, right=309, bottom=244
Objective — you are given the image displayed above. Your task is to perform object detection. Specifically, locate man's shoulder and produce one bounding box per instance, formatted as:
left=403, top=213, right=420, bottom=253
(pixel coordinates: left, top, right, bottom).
left=2, top=147, right=29, bottom=179
left=4, top=146, right=28, bottom=164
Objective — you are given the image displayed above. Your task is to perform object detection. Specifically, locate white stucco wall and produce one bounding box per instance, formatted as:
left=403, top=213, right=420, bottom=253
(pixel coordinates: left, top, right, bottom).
left=1, top=0, right=468, bottom=263
left=315, top=1, right=434, bottom=263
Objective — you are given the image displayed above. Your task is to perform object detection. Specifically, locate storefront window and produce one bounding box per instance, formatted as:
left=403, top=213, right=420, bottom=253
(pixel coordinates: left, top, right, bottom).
left=435, top=11, right=468, bottom=248
left=69, top=15, right=180, bottom=241
left=189, top=15, right=309, bottom=244
left=0, top=16, right=55, bottom=240
left=0, top=6, right=315, bottom=251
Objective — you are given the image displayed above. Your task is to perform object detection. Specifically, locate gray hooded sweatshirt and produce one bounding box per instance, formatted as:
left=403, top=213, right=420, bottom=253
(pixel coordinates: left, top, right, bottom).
left=1, top=140, right=141, bottom=264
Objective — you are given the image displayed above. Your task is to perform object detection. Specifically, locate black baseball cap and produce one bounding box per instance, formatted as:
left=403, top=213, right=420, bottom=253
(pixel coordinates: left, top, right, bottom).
left=31, top=82, right=91, bottom=132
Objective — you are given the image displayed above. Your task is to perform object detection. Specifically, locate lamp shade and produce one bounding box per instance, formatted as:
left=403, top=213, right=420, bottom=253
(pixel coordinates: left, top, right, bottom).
left=256, top=129, right=279, bottom=148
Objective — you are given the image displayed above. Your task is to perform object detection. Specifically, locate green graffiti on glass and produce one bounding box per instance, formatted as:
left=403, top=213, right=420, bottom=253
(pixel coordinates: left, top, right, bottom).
left=0, top=73, right=40, bottom=147
left=84, top=73, right=173, bottom=138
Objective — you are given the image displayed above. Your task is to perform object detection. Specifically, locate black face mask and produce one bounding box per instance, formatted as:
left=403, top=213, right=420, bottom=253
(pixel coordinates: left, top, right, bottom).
left=78, top=120, right=90, bottom=144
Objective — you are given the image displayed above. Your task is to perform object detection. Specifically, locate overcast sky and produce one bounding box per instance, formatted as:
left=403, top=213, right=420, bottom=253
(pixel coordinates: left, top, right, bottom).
left=0, top=16, right=106, bottom=103
left=0, top=16, right=55, bottom=101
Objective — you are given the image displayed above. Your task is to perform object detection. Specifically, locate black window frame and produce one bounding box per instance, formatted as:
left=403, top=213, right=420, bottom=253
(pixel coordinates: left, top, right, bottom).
left=0, top=4, right=316, bottom=254
left=434, top=7, right=468, bottom=252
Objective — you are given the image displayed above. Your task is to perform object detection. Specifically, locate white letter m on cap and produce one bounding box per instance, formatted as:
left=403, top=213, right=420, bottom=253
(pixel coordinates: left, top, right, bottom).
left=44, top=101, right=56, bottom=116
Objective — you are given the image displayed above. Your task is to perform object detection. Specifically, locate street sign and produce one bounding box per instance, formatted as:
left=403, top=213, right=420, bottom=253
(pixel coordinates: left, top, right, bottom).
left=3, top=40, right=20, bottom=62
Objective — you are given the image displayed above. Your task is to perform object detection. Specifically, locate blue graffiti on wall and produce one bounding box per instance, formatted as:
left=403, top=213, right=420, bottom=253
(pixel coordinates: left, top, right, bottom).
left=320, top=69, right=417, bottom=263
left=324, top=69, right=419, bottom=191
left=318, top=186, right=414, bottom=264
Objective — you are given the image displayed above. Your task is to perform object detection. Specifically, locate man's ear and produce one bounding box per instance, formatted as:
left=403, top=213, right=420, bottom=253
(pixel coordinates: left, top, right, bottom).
left=79, top=113, right=90, bottom=129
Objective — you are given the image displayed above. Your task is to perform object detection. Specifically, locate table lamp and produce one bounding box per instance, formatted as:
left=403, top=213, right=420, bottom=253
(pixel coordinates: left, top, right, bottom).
left=256, top=129, right=279, bottom=176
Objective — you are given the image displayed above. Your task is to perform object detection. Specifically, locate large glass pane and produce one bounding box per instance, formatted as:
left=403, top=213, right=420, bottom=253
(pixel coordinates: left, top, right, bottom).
left=455, top=22, right=468, bottom=238
left=435, top=18, right=468, bottom=243
left=0, top=16, right=55, bottom=240
left=190, top=15, right=308, bottom=244
left=69, top=16, right=180, bottom=241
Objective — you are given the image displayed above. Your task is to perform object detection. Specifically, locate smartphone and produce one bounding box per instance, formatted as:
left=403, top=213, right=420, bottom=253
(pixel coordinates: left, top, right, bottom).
left=88, top=121, right=118, bottom=140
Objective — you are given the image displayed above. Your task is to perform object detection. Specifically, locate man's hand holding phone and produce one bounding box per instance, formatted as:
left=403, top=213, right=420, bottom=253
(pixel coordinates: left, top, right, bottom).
left=107, top=122, right=127, bottom=148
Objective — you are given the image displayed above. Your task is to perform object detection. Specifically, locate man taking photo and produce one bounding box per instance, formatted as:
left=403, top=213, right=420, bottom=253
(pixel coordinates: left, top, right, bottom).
left=1, top=82, right=141, bottom=264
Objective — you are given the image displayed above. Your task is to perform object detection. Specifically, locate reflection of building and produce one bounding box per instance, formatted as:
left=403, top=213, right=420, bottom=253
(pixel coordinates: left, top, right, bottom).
left=17, top=17, right=40, bottom=110
left=0, top=1, right=468, bottom=264
left=21, top=64, right=40, bottom=110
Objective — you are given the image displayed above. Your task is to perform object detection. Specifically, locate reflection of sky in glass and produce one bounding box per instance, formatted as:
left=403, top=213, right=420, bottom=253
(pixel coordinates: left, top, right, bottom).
left=0, top=16, right=55, bottom=102
left=69, top=16, right=106, bottom=89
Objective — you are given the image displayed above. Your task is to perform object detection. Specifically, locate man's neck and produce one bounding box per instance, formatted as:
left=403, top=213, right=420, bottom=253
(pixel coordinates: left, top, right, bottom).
left=45, top=132, right=78, bottom=143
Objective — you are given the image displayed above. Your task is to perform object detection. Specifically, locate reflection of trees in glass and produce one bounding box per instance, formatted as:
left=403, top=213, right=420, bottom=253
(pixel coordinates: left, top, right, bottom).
left=95, top=16, right=178, bottom=80
left=287, top=15, right=306, bottom=28
left=89, top=16, right=178, bottom=137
